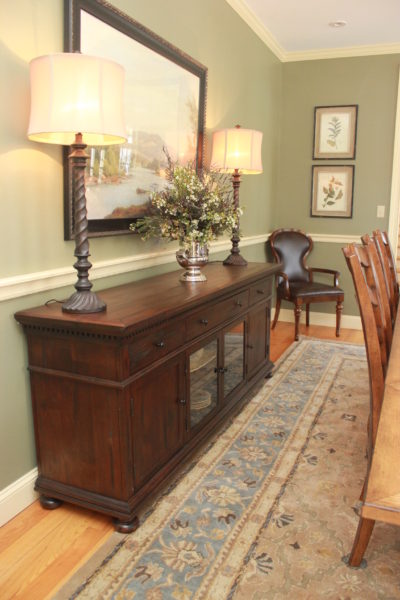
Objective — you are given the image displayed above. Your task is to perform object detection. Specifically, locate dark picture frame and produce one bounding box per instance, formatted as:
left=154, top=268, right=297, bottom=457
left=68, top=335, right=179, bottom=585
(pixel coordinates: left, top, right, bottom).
left=310, top=165, right=354, bottom=218
left=64, top=0, right=207, bottom=239
left=313, top=105, right=358, bottom=160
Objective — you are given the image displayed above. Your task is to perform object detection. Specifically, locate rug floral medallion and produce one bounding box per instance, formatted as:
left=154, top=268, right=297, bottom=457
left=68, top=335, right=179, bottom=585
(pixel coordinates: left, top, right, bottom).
left=59, top=339, right=400, bottom=600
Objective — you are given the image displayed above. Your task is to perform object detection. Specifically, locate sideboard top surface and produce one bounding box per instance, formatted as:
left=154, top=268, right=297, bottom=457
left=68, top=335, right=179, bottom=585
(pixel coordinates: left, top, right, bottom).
left=15, top=261, right=279, bottom=335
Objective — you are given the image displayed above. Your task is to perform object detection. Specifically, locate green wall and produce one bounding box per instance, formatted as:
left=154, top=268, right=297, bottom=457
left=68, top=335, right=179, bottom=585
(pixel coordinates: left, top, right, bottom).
left=276, top=55, right=400, bottom=315
left=0, top=0, right=280, bottom=489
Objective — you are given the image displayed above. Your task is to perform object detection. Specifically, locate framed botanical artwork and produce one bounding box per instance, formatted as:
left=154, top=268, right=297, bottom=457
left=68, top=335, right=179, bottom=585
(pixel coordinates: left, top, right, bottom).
left=313, top=105, right=358, bottom=159
left=311, top=165, right=354, bottom=218
left=64, top=0, right=207, bottom=239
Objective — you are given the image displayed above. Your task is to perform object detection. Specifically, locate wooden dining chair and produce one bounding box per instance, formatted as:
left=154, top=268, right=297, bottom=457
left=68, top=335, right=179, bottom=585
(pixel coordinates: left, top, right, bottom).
left=342, top=243, right=386, bottom=567
left=372, top=230, right=399, bottom=322
left=269, top=228, right=344, bottom=341
left=361, top=234, right=393, bottom=367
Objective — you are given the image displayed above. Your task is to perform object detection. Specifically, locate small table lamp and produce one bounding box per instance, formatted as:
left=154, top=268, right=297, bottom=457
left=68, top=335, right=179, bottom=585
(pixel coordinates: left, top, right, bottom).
left=211, top=125, right=262, bottom=266
left=27, top=53, right=126, bottom=313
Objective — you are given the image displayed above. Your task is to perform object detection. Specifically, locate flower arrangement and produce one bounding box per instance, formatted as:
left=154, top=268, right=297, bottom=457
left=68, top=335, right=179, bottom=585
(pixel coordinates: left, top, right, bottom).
left=130, top=155, right=240, bottom=247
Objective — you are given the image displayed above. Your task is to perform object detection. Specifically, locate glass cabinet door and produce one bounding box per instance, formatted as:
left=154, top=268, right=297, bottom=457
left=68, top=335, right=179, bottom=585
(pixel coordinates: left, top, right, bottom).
left=223, top=321, right=245, bottom=399
left=189, top=339, right=218, bottom=429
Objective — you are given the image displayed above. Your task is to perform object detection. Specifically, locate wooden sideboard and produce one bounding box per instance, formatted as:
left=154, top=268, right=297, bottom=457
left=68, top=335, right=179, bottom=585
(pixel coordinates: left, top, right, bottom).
left=15, top=261, right=279, bottom=532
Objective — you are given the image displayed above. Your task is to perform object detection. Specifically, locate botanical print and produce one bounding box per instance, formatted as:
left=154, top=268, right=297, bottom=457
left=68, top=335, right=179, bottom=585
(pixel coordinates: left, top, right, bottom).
left=319, top=112, right=350, bottom=154
left=313, top=105, right=357, bottom=159
left=311, top=166, right=354, bottom=218
left=321, top=174, right=344, bottom=208
left=80, top=9, right=201, bottom=222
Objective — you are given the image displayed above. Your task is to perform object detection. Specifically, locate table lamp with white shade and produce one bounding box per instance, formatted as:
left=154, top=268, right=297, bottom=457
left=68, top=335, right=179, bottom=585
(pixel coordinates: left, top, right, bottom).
left=211, top=125, right=263, bottom=266
left=27, top=52, right=126, bottom=313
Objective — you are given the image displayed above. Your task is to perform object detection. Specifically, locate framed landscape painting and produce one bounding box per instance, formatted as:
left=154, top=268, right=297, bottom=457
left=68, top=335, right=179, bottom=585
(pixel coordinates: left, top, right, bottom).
left=313, top=105, right=358, bottom=159
left=311, top=165, right=354, bottom=218
left=64, top=0, right=207, bottom=238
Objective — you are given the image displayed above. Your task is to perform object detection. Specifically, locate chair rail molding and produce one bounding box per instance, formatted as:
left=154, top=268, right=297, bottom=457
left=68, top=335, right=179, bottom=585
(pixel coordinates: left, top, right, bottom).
left=1, top=232, right=360, bottom=303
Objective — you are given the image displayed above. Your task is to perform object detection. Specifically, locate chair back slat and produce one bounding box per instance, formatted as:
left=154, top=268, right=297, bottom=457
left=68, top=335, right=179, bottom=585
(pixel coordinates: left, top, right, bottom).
left=372, top=230, right=398, bottom=321
left=342, top=243, right=384, bottom=449
left=361, top=234, right=393, bottom=358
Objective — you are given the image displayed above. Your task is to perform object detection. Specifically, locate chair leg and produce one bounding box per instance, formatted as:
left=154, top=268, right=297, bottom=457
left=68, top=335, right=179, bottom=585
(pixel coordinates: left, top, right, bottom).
left=336, top=300, right=343, bottom=337
left=306, top=304, right=310, bottom=327
left=272, top=297, right=281, bottom=329
left=294, top=304, right=302, bottom=341
left=348, top=516, right=375, bottom=567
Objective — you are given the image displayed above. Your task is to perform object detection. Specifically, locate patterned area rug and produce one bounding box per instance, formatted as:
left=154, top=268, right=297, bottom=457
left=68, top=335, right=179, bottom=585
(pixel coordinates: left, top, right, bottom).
left=56, top=339, right=400, bottom=600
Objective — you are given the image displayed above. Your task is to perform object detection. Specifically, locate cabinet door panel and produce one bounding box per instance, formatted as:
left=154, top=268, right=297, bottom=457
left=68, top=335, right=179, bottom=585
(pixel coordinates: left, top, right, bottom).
left=247, top=306, right=268, bottom=376
left=132, top=355, right=185, bottom=488
left=189, top=338, right=218, bottom=430
left=31, top=373, right=126, bottom=498
left=223, top=321, right=245, bottom=399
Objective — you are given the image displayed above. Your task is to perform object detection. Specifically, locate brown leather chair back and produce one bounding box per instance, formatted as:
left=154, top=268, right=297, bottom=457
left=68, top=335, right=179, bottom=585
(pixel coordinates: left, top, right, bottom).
left=269, top=229, right=311, bottom=283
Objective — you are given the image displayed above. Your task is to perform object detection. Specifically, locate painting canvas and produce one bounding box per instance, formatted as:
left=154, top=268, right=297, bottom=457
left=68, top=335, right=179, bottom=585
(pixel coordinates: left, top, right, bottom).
left=313, top=105, right=358, bottom=159
left=64, top=0, right=207, bottom=238
left=311, top=165, right=354, bottom=218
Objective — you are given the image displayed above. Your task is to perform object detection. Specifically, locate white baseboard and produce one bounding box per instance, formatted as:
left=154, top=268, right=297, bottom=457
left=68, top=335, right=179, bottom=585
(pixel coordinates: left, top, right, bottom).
left=0, top=468, right=38, bottom=527
left=277, top=307, right=362, bottom=330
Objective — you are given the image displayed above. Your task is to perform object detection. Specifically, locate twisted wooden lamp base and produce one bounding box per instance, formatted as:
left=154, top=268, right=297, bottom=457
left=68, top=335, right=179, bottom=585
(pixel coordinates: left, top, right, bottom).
left=62, top=133, right=106, bottom=314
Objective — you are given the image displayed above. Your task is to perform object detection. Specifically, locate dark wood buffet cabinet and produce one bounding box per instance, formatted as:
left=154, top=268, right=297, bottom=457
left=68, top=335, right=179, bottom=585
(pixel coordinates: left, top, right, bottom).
left=15, top=262, right=279, bottom=532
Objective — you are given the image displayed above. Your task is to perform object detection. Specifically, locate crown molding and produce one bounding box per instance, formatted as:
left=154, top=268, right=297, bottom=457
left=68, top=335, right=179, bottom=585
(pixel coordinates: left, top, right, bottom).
left=224, top=0, right=285, bottom=61
left=225, top=0, right=400, bottom=62
left=284, top=42, right=400, bottom=63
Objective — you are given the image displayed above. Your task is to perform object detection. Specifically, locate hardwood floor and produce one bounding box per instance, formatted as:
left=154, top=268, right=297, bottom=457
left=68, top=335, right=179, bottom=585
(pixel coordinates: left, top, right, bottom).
left=0, top=322, right=364, bottom=600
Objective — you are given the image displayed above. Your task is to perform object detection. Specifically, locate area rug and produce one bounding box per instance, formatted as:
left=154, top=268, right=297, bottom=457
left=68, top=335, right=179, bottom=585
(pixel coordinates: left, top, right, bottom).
left=55, top=339, right=400, bottom=600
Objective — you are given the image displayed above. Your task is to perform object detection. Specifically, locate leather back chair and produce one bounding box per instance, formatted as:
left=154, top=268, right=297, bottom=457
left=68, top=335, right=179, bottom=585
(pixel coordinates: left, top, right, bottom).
left=269, top=228, right=344, bottom=341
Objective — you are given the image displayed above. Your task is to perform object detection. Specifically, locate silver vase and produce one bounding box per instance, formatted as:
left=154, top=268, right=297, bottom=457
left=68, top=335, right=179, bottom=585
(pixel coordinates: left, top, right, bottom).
left=176, top=241, right=209, bottom=282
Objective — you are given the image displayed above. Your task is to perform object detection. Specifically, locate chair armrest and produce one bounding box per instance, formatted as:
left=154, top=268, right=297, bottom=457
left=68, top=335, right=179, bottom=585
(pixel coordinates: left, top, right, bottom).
left=275, top=270, right=290, bottom=297
left=309, top=267, right=340, bottom=287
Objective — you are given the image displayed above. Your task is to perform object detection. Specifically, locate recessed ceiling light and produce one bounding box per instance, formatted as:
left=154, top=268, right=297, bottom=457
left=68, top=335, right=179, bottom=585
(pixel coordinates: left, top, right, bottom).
left=329, top=20, right=347, bottom=28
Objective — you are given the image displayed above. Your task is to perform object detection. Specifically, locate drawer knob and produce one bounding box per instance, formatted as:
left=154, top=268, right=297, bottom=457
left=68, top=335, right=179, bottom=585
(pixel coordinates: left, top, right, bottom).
left=200, top=318, right=209, bottom=325
left=179, top=398, right=186, bottom=405
left=155, top=341, right=165, bottom=348
left=235, top=301, right=243, bottom=307
left=257, top=289, right=265, bottom=295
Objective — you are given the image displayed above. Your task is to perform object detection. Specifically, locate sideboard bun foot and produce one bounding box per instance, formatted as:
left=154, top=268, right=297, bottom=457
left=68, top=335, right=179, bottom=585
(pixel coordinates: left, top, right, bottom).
left=113, top=515, right=139, bottom=534
left=39, top=495, right=63, bottom=510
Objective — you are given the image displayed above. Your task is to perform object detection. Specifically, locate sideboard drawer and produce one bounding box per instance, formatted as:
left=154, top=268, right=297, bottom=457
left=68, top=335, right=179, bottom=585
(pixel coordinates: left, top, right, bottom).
left=186, top=290, right=249, bottom=340
left=249, top=278, right=272, bottom=305
left=128, top=322, right=185, bottom=374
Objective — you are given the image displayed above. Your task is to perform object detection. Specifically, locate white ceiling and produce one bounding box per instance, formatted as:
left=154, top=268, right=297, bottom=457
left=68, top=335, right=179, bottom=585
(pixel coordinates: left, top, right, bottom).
left=227, top=0, right=400, bottom=61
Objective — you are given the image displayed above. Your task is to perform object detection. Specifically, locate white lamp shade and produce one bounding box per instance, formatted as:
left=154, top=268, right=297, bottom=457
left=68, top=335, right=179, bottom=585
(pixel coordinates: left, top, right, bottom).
left=211, top=127, right=263, bottom=174
left=27, top=53, right=126, bottom=146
